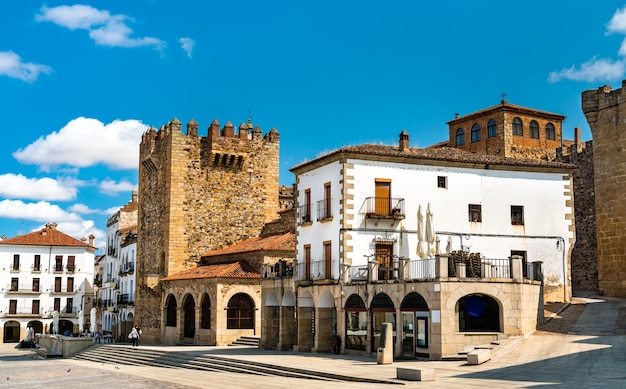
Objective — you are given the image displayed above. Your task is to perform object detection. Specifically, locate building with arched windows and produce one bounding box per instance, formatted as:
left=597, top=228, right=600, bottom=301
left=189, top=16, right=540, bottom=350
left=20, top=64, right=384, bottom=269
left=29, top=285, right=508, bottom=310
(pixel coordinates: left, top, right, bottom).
left=447, top=100, right=566, bottom=161
left=272, top=130, right=575, bottom=360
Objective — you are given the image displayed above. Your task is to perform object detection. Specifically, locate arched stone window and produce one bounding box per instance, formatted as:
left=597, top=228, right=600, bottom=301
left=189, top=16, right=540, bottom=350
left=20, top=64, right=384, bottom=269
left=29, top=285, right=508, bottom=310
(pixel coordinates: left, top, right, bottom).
left=165, top=294, right=177, bottom=327
left=183, top=295, right=195, bottom=338
left=512, top=117, right=523, bottom=136
left=530, top=120, right=539, bottom=139
left=455, top=128, right=465, bottom=146
left=471, top=123, right=481, bottom=143
left=458, top=294, right=500, bottom=332
left=546, top=123, right=555, bottom=140
left=227, top=293, right=254, bottom=329
left=487, top=119, right=497, bottom=138
left=201, top=293, right=211, bottom=329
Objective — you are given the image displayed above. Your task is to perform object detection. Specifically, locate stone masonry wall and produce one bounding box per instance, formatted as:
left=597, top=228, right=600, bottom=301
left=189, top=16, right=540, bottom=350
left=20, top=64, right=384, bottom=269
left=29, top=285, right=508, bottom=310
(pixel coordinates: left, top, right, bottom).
left=583, top=82, right=626, bottom=297
left=555, top=142, right=597, bottom=292
left=135, top=118, right=281, bottom=339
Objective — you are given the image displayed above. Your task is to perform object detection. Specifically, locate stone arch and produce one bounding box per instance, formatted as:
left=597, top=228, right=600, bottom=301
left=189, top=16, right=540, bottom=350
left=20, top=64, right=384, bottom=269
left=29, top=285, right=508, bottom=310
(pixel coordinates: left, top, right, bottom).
left=183, top=294, right=196, bottom=339
left=226, top=293, right=255, bottom=330
left=345, top=294, right=367, bottom=351
left=457, top=294, right=501, bottom=332
left=27, top=320, right=43, bottom=335
left=370, top=293, right=395, bottom=352
left=200, top=293, right=211, bottom=329
left=266, top=291, right=279, bottom=307
left=165, top=294, right=177, bottom=327
left=298, top=289, right=314, bottom=307
left=3, top=320, right=20, bottom=343
left=400, top=292, right=429, bottom=311
left=318, top=290, right=335, bottom=308
left=282, top=291, right=296, bottom=307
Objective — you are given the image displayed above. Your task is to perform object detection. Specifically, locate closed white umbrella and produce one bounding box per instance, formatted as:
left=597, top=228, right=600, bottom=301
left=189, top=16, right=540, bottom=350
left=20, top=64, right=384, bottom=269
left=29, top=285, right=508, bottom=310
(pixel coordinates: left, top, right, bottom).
left=90, top=307, right=97, bottom=333
left=78, top=309, right=84, bottom=332
left=417, top=205, right=428, bottom=258
left=53, top=311, right=59, bottom=334
left=426, top=203, right=435, bottom=256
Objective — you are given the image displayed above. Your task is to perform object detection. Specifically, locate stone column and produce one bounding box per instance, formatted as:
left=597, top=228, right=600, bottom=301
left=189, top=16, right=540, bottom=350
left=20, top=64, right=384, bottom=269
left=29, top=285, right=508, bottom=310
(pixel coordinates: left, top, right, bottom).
left=511, top=255, right=523, bottom=281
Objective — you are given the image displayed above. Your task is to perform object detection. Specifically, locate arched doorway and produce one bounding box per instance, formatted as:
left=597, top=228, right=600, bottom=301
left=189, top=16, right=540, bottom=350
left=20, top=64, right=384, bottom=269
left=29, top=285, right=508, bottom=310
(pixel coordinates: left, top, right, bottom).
left=200, top=294, right=211, bottom=329
left=59, top=319, right=73, bottom=336
left=400, top=292, right=429, bottom=358
left=458, top=294, right=500, bottom=332
left=227, top=293, right=254, bottom=329
left=3, top=321, right=20, bottom=343
left=27, top=320, right=43, bottom=336
left=370, top=293, right=395, bottom=352
left=183, top=295, right=196, bottom=340
left=345, top=294, right=367, bottom=351
left=165, top=294, right=177, bottom=327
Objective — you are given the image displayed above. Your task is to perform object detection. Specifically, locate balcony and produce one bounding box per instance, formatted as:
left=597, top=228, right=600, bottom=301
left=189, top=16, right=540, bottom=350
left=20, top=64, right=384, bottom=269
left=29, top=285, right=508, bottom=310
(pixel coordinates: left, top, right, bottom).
left=298, top=204, right=312, bottom=225
left=119, top=263, right=135, bottom=276
left=1, top=308, right=44, bottom=318
left=5, top=284, right=42, bottom=294
left=262, top=261, right=294, bottom=279
left=316, top=198, right=333, bottom=222
left=117, top=293, right=134, bottom=305
left=362, top=197, right=405, bottom=220
left=295, top=259, right=333, bottom=281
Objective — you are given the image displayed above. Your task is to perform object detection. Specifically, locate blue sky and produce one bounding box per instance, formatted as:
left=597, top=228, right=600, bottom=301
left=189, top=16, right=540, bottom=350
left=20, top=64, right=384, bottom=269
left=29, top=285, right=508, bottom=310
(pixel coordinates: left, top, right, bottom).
left=1, top=1, right=626, bottom=251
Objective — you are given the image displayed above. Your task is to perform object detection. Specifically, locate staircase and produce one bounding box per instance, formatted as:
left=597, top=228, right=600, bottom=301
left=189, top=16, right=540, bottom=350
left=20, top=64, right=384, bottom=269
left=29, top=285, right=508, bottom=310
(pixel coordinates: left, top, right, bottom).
left=228, top=336, right=260, bottom=347
left=72, top=345, right=399, bottom=385
left=442, top=336, right=521, bottom=362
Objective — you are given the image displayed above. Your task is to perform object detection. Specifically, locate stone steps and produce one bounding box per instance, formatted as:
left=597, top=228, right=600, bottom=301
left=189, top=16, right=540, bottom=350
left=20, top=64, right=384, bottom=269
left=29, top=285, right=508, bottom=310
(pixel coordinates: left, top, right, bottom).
left=72, top=345, right=400, bottom=385
left=228, top=336, right=260, bottom=347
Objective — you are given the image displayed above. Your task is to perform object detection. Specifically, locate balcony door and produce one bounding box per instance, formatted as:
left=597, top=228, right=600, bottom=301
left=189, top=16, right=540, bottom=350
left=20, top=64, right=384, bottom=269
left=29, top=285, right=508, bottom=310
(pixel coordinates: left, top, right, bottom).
left=376, top=242, right=393, bottom=280
left=375, top=179, right=391, bottom=216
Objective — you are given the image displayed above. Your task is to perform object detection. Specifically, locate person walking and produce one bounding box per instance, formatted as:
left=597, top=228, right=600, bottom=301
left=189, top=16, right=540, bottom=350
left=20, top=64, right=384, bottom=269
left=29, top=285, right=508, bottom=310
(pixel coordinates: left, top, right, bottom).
left=128, top=327, right=139, bottom=347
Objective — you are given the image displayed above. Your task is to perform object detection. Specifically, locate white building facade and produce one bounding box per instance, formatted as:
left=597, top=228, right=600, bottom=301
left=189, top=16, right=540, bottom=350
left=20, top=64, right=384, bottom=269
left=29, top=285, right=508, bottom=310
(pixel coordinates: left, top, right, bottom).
left=279, top=132, right=575, bottom=359
left=0, top=222, right=96, bottom=342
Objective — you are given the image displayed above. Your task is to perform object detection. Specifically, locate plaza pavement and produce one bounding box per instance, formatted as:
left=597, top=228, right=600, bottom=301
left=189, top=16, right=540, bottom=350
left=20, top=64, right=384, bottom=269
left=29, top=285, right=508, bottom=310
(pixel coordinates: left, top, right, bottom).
left=0, top=293, right=625, bottom=389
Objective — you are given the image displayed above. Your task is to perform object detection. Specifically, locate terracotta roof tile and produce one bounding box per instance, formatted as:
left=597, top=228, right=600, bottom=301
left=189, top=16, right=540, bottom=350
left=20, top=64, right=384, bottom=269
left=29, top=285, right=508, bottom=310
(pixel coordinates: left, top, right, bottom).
left=201, top=232, right=295, bottom=258
left=161, top=260, right=260, bottom=281
left=291, top=145, right=575, bottom=173
left=0, top=225, right=94, bottom=248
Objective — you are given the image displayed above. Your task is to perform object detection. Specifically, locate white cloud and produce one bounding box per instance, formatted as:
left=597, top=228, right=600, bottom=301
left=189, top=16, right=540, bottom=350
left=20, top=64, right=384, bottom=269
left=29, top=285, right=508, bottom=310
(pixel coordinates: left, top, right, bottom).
left=99, top=178, right=136, bottom=196
left=13, top=117, right=147, bottom=171
left=67, top=203, right=98, bottom=214
left=179, top=37, right=195, bottom=59
left=0, top=173, right=78, bottom=201
left=607, top=6, right=626, bottom=34
left=548, top=56, right=626, bottom=83
left=102, top=205, right=122, bottom=216
left=0, top=199, right=81, bottom=223
left=36, top=4, right=164, bottom=51
left=0, top=51, right=52, bottom=83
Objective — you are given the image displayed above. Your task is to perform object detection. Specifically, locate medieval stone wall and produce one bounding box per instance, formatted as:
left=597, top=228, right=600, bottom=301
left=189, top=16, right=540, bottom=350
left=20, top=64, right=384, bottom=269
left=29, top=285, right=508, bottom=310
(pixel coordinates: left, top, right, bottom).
left=583, top=82, right=626, bottom=297
left=135, top=117, right=281, bottom=340
left=555, top=141, right=597, bottom=292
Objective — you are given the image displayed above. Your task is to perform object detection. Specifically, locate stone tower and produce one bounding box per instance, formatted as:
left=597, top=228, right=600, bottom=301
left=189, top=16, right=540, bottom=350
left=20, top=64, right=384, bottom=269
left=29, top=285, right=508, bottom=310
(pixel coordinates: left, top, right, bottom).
left=582, top=81, right=626, bottom=297
left=135, top=118, right=280, bottom=342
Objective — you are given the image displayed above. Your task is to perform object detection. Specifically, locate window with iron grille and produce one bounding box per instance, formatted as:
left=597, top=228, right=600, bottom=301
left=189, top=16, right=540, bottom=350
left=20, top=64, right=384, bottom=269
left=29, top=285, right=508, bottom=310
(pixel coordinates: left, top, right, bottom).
left=511, top=205, right=524, bottom=225
left=468, top=204, right=482, bottom=222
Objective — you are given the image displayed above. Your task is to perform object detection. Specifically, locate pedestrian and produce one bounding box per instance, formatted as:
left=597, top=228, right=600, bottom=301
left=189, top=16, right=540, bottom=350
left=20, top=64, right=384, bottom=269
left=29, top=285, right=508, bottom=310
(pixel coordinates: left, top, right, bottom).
left=135, top=325, right=142, bottom=345
left=128, top=327, right=139, bottom=347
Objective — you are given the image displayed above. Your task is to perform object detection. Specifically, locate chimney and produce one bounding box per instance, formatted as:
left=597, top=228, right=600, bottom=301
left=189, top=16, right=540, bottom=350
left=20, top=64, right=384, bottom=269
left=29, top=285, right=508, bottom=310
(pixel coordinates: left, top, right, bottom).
left=132, top=190, right=138, bottom=203
left=399, top=130, right=410, bottom=151
left=88, top=234, right=95, bottom=246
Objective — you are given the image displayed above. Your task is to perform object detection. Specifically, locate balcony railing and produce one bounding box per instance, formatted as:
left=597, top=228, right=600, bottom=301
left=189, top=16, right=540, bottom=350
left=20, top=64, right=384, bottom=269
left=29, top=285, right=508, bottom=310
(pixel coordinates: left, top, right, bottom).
left=316, top=198, right=332, bottom=221
left=262, top=261, right=294, bottom=279
left=294, top=260, right=332, bottom=281
left=298, top=204, right=312, bottom=224
left=362, top=197, right=405, bottom=219
left=117, top=294, right=134, bottom=305
left=119, top=263, right=135, bottom=275
left=6, top=284, right=42, bottom=293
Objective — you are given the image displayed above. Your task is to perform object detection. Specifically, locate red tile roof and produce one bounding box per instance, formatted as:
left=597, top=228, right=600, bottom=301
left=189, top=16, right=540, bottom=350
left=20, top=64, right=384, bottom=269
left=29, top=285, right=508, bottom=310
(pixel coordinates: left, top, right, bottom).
left=201, top=232, right=295, bottom=258
left=0, top=225, right=94, bottom=248
left=161, top=260, right=260, bottom=281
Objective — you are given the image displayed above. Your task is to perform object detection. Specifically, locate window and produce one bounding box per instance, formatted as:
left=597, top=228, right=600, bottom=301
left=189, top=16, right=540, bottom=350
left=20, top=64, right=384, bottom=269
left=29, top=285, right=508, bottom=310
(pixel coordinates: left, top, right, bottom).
left=373, top=178, right=392, bottom=216
left=54, top=277, right=61, bottom=292
left=376, top=242, right=393, bottom=281
left=166, top=294, right=177, bottom=327
left=300, top=189, right=312, bottom=223
left=67, top=277, right=74, bottom=293
left=32, top=300, right=40, bottom=315
left=468, top=204, right=482, bottom=222
left=511, top=205, right=524, bottom=225
left=455, top=128, right=465, bottom=146
left=227, top=293, right=254, bottom=329
left=67, top=256, right=76, bottom=272
left=530, top=120, right=539, bottom=139
left=437, top=176, right=447, bottom=189
left=12, top=254, right=19, bottom=271
left=201, top=294, right=211, bottom=329
left=487, top=119, right=497, bottom=138
left=318, top=182, right=332, bottom=220
left=9, top=300, right=17, bottom=314
left=471, top=123, right=481, bottom=142
left=512, top=117, right=523, bottom=136
left=33, top=255, right=41, bottom=272
left=54, top=298, right=60, bottom=312
left=10, top=278, right=18, bottom=291
left=55, top=256, right=63, bottom=272
left=32, top=278, right=40, bottom=292
left=459, top=294, right=500, bottom=332
left=324, top=241, right=332, bottom=279
left=546, top=123, right=555, bottom=140
left=66, top=298, right=73, bottom=313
